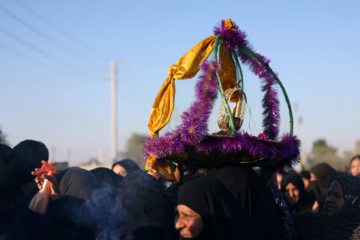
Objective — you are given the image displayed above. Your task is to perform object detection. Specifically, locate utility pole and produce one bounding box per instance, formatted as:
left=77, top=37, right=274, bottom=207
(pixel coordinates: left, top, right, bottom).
left=110, top=61, right=118, bottom=162
left=294, top=102, right=306, bottom=169
left=98, top=147, right=104, bottom=164
left=66, top=148, right=71, bottom=165
left=50, top=146, right=56, bottom=163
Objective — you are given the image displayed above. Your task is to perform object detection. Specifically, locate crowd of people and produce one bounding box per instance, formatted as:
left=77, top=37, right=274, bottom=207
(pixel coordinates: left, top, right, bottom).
left=1, top=139, right=360, bottom=240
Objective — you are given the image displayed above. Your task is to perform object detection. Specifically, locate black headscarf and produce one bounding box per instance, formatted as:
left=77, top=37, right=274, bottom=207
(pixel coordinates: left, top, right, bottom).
left=0, top=144, right=23, bottom=195
left=307, top=163, right=336, bottom=213
left=206, top=164, right=287, bottom=240
left=90, top=167, right=123, bottom=195
left=0, top=144, right=31, bottom=240
left=281, top=170, right=314, bottom=213
left=90, top=167, right=123, bottom=231
left=13, top=139, right=49, bottom=184
left=310, top=163, right=336, bottom=195
left=294, top=175, right=360, bottom=240
left=46, top=167, right=103, bottom=240
left=112, top=159, right=140, bottom=174
left=116, top=170, right=172, bottom=239
left=177, top=176, right=265, bottom=240
left=299, top=170, right=310, bottom=180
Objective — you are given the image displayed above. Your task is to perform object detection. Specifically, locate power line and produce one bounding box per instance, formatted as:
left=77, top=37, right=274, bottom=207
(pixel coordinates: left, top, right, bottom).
left=0, top=3, right=104, bottom=71
left=14, top=0, right=112, bottom=59
left=0, top=26, right=71, bottom=67
left=0, top=42, right=103, bottom=82
left=0, top=27, right=105, bottom=81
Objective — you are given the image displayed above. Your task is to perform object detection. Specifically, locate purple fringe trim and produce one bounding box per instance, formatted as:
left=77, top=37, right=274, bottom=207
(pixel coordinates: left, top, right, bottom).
left=145, top=130, right=300, bottom=170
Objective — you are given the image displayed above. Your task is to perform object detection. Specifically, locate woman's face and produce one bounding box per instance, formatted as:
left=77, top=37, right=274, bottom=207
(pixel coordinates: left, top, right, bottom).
left=350, top=158, right=360, bottom=176
left=302, top=177, right=310, bottom=190
left=112, top=164, right=127, bottom=177
left=325, top=180, right=345, bottom=217
left=277, top=172, right=284, bottom=190
left=284, top=182, right=300, bottom=205
left=175, top=204, right=204, bottom=238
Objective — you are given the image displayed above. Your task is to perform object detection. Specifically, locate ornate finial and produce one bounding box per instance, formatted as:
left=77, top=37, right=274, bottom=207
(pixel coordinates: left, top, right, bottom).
left=224, top=19, right=236, bottom=30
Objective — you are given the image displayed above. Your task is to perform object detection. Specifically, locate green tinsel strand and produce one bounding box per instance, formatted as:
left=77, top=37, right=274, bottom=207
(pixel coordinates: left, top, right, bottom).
left=213, top=35, right=235, bottom=136
left=238, top=45, right=294, bottom=136
left=232, top=49, right=244, bottom=90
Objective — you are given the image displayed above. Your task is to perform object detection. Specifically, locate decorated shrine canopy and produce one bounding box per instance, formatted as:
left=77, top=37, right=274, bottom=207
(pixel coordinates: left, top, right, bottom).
left=144, top=19, right=300, bottom=182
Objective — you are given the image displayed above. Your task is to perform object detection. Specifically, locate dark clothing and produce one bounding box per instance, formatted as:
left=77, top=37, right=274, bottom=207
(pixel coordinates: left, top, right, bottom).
left=177, top=176, right=265, bottom=240
left=0, top=208, right=30, bottom=240
left=14, top=186, right=51, bottom=240
left=294, top=175, right=360, bottom=240
left=281, top=170, right=314, bottom=213
left=117, top=170, right=173, bottom=239
left=307, top=163, right=336, bottom=213
left=0, top=144, right=23, bottom=195
left=0, top=144, right=31, bottom=240
left=206, top=165, right=287, bottom=240
left=90, top=167, right=123, bottom=193
left=90, top=167, right=123, bottom=211
left=45, top=167, right=103, bottom=240
left=112, top=159, right=140, bottom=174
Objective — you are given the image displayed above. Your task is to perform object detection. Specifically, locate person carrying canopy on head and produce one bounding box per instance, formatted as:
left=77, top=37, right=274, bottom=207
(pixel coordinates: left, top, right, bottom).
left=175, top=176, right=266, bottom=240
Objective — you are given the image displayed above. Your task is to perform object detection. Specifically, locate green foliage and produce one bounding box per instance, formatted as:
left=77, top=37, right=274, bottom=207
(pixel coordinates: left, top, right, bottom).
left=0, top=126, right=11, bottom=146
left=309, top=138, right=342, bottom=171
left=118, top=133, right=148, bottom=169
left=313, top=139, right=327, bottom=148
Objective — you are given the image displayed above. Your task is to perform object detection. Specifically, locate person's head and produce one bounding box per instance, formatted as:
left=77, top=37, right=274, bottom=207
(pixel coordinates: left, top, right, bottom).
left=13, top=139, right=49, bottom=183
left=90, top=167, right=123, bottom=215
left=175, top=204, right=204, bottom=238
left=281, top=171, right=303, bottom=205
left=117, top=170, right=172, bottom=238
left=276, top=171, right=285, bottom=190
left=112, top=159, right=140, bottom=177
left=52, top=167, right=103, bottom=238
left=0, top=144, right=23, bottom=206
left=299, top=170, right=311, bottom=190
left=325, top=175, right=360, bottom=218
left=350, top=155, right=360, bottom=176
left=175, top=177, right=252, bottom=240
left=311, top=163, right=336, bottom=195
left=324, top=180, right=345, bottom=217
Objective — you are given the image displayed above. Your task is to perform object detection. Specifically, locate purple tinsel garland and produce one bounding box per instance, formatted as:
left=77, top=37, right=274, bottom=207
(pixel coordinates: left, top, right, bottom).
left=180, top=61, right=220, bottom=145
left=237, top=50, right=281, bottom=140
left=144, top=20, right=299, bottom=170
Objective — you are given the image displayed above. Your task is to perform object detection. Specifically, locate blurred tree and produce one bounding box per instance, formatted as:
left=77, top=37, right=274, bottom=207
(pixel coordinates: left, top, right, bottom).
left=0, top=126, right=11, bottom=146
left=308, top=139, right=343, bottom=171
left=313, top=139, right=327, bottom=148
left=118, top=133, right=148, bottom=169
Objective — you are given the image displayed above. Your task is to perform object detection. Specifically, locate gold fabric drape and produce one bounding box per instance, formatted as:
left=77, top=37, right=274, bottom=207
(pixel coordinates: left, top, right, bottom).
left=219, top=43, right=238, bottom=102
left=145, top=36, right=216, bottom=181
left=148, top=35, right=216, bottom=137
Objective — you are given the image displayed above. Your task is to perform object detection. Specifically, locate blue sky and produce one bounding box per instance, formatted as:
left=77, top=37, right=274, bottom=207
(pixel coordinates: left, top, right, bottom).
left=1, top=0, right=359, bottom=165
